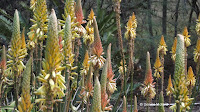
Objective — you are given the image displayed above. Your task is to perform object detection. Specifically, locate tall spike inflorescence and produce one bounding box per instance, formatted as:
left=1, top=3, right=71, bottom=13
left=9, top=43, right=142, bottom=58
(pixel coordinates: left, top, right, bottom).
left=7, top=10, right=27, bottom=108
left=171, top=34, right=193, bottom=112
left=34, top=10, right=66, bottom=111
left=18, top=58, right=33, bottom=112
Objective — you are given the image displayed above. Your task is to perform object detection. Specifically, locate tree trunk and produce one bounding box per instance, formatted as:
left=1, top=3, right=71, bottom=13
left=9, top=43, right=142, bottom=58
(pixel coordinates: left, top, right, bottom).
left=174, top=0, right=180, bottom=37
left=148, top=0, right=153, bottom=36
left=187, top=0, right=197, bottom=32
left=162, top=0, right=167, bottom=35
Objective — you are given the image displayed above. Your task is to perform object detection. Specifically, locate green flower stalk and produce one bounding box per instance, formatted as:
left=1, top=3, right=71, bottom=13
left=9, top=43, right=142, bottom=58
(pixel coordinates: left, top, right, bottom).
left=107, top=45, right=117, bottom=96
left=171, top=34, right=193, bottom=112
left=154, top=48, right=163, bottom=110
left=158, top=91, right=165, bottom=112
left=91, top=76, right=101, bottom=112
left=158, top=35, right=167, bottom=91
left=18, top=58, right=33, bottom=112
left=63, top=15, right=77, bottom=89
left=80, top=65, right=93, bottom=112
left=122, top=96, right=127, bottom=112
left=62, top=15, right=78, bottom=112
left=79, top=51, right=90, bottom=110
left=125, top=12, right=137, bottom=111
left=7, top=10, right=27, bottom=108
left=101, top=44, right=113, bottom=111
left=34, top=9, right=66, bottom=112
left=134, top=95, right=138, bottom=112
left=28, top=1, right=48, bottom=101
left=113, top=1, right=126, bottom=108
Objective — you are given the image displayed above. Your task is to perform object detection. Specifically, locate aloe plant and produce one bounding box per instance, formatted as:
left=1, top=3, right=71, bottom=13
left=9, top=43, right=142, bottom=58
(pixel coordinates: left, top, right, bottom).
left=171, top=34, right=193, bottom=112
left=7, top=10, right=27, bottom=108
left=34, top=9, right=66, bottom=111
left=125, top=12, right=137, bottom=111
left=158, top=35, right=167, bottom=92
left=182, top=27, right=191, bottom=75
left=18, top=58, right=33, bottom=112
left=141, top=52, right=156, bottom=112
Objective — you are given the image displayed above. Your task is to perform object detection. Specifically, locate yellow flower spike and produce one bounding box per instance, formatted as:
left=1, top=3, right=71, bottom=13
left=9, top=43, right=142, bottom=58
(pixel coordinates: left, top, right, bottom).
left=166, top=75, right=173, bottom=96
left=171, top=37, right=177, bottom=62
left=62, top=0, right=75, bottom=21
left=83, top=25, right=94, bottom=45
left=119, top=60, right=127, bottom=75
left=30, top=0, right=37, bottom=11
left=28, top=0, right=48, bottom=49
left=83, top=51, right=89, bottom=68
left=196, top=15, right=200, bottom=35
left=194, top=38, right=200, bottom=62
left=35, top=9, right=65, bottom=111
left=153, top=49, right=163, bottom=79
left=7, top=10, right=27, bottom=76
left=18, top=58, right=33, bottom=112
left=80, top=51, right=90, bottom=76
left=87, top=9, right=95, bottom=26
left=125, top=13, right=137, bottom=40
left=182, top=27, right=191, bottom=47
left=158, top=35, right=168, bottom=55
left=131, top=12, right=137, bottom=29
left=186, top=66, right=195, bottom=87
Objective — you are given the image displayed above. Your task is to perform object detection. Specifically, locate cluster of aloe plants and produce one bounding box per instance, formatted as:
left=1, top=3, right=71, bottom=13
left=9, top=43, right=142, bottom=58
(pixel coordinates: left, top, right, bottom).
left=0, top=0, right=200, bottom=112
